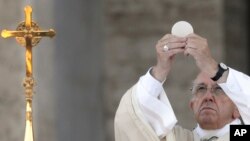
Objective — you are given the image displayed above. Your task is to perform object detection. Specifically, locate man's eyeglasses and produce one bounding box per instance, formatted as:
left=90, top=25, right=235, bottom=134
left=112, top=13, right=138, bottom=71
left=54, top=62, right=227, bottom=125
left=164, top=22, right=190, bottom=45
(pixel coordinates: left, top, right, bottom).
left=191, top=84, right=225, bottom=97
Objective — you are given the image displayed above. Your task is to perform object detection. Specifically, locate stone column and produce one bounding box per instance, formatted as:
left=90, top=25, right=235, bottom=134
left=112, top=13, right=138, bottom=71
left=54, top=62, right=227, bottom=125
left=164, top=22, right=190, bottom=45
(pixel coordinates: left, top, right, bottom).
left=224, top=0, right=249, bottom=73
left=53, top=0, right=105, bottom=141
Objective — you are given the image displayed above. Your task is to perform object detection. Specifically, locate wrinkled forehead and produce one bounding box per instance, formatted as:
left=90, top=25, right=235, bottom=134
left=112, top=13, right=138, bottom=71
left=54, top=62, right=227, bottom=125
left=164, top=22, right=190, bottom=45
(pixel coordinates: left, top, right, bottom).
left=193, top=72, right=217, bottom=86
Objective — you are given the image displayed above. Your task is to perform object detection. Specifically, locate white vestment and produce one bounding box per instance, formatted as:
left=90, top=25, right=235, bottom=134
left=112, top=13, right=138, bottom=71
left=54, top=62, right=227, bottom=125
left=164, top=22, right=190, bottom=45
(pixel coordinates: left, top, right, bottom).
left=115, top=68, right=250, bottom=141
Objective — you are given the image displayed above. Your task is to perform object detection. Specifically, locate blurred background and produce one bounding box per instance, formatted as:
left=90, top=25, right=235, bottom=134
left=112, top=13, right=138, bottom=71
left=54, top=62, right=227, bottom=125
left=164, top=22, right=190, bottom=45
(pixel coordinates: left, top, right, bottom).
left=0, top=0, right=249, bottom=141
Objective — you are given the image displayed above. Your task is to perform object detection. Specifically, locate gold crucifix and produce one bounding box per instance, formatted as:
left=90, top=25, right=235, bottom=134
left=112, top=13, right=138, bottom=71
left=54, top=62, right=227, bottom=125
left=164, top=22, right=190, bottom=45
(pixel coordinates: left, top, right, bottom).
left=1, top=5, right=55, bottom=141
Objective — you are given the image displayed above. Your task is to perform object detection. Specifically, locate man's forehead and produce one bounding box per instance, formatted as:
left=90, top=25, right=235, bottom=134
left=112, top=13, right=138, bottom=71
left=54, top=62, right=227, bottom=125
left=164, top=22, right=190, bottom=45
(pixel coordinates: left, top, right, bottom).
left=194, top=72, right=217, bottom=85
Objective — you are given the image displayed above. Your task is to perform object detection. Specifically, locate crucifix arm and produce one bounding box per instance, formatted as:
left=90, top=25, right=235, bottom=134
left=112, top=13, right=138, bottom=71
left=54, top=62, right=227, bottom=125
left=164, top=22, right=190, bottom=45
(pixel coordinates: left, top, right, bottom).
left=32, top=29, right=55, bottom=38
left=1, top=30, right=26, bottom=38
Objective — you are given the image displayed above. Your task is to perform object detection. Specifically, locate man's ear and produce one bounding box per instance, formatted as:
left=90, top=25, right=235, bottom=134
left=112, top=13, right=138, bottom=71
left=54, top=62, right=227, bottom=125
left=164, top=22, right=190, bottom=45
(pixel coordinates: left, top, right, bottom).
left=189, top=99, right=195, bottom=111
left=233, top=107, right=240, bottom=119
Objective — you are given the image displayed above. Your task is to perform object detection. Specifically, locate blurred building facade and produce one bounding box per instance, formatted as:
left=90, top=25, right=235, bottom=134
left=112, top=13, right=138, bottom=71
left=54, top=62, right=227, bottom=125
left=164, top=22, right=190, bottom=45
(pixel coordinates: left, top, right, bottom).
left=0, top=0, right=249, bottom=141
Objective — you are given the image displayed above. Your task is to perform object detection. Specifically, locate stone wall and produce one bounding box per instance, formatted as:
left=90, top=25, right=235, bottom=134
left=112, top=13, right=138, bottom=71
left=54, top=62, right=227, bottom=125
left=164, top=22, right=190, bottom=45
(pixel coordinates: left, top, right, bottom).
left=103, top=0, right=224, bottom=140
left=0, top=1, right=25, bottom=141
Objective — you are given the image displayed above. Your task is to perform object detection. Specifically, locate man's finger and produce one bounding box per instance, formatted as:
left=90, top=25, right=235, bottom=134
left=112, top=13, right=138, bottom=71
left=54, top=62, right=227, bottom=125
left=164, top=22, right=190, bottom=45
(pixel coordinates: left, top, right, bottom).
left=158, top=42, right=186, bottom=50
left=166, top=48, right=185, bottom=56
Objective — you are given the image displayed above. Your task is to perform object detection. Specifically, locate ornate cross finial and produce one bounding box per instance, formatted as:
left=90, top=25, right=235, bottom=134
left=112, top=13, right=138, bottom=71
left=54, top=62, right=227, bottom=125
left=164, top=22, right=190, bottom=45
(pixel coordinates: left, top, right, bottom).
left=1, top=5, right=55, bottom=77
left=1, top=5, right=55, bottom=141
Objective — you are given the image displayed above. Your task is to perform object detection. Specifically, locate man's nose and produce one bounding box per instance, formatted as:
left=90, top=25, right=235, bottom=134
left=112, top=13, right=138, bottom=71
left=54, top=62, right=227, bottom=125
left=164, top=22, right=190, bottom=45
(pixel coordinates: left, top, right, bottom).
left=203, top=89, right=215, bottom=101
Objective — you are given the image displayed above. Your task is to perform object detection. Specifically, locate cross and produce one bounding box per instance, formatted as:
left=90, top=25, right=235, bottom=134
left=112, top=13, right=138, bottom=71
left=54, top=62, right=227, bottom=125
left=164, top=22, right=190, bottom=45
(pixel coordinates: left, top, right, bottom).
left=1, top=5, right=55, bottom=77
left=1, top=5, right=55, bottom=141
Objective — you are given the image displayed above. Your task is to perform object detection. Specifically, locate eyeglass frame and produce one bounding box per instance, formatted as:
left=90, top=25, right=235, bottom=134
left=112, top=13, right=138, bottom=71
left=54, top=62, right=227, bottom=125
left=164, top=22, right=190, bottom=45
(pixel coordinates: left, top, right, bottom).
left=190, top=83, right=226, bottom=97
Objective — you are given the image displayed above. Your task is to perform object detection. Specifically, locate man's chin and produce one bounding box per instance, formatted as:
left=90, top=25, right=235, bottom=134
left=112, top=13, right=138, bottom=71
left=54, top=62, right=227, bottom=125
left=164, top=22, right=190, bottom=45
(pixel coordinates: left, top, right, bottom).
left=198, top=115, right=217, bottom=128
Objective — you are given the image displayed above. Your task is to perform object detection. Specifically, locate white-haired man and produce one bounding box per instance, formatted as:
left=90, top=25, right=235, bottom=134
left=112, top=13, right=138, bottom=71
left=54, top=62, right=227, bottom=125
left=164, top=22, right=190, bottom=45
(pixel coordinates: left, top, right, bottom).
left=115, top=33, right=250, bottom=141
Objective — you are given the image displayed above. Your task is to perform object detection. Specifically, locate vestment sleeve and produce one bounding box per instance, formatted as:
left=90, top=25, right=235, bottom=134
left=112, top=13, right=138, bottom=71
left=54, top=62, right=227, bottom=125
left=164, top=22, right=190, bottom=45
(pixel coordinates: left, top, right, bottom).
left=219, top=68, right=250, bottom=124
left=136, top=69, right=177, bottom=138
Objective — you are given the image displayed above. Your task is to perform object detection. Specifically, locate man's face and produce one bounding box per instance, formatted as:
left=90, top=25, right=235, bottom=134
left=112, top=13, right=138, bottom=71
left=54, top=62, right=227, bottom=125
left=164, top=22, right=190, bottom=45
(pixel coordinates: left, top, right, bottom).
left=189, top=72, right=240, bottom=129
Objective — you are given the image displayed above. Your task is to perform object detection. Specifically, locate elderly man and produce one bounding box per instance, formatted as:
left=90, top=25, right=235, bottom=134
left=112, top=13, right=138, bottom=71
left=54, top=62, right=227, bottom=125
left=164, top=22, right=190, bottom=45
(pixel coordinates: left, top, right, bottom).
left=114, top=33, right=250, bottom=141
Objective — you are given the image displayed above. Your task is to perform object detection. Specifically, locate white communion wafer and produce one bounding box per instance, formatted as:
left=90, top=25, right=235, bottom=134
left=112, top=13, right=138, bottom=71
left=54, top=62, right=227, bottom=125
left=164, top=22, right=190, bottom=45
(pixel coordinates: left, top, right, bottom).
left=171, top=21, right=194, bottom=37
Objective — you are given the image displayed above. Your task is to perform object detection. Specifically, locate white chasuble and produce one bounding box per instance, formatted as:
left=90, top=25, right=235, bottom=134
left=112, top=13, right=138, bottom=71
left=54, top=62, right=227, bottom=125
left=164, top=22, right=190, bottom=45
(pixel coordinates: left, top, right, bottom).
left=114, top=84, right=195, bottom=141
